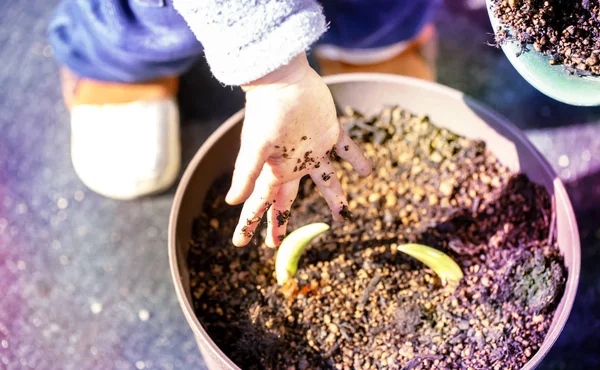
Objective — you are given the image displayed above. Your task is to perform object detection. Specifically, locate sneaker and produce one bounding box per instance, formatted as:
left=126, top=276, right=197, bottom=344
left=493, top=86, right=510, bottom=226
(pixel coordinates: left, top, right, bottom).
left=61, top=68, right=181, bottom=200
left=314, top=24, right=437, bottom=80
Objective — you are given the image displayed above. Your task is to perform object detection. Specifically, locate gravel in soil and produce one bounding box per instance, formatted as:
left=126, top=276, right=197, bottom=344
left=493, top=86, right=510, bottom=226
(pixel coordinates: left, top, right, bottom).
left=188, top=106, right=567, bottom=369
left=492, top=0, right=600, bottom=76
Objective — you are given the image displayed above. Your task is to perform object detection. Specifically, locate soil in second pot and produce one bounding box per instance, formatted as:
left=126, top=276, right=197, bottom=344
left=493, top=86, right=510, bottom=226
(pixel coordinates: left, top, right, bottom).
left=188, top=106, right=567, bottom=370
left=492, top=0, right=600, bottom=76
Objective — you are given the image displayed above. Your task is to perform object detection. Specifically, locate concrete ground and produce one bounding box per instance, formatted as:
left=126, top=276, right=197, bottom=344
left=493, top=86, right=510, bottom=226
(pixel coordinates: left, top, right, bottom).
left=1, top=0, right=599, bottom=369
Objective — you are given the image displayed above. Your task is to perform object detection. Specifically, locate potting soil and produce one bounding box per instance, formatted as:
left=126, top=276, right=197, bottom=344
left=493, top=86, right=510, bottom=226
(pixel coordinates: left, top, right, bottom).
left=493, top=0, right=600, bottom=76
left=188, top=107, right=567, bottom=369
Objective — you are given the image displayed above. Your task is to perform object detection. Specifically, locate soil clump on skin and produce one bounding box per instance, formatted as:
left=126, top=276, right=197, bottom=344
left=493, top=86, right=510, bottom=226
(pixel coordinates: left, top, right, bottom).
left=188, top=106, right=567, bottom=369
left=492, top=0, right=600, bottom=76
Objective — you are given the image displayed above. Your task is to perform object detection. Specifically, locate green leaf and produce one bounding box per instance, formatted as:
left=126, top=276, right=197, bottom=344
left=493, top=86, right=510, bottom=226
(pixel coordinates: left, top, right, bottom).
left=397, top=243, right=464, bottom=284
left=275, top=223, right=330, bottom=285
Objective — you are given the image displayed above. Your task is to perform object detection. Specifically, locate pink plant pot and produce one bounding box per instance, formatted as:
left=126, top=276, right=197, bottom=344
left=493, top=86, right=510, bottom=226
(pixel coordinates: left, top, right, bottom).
left=169, top=74, right=580, bottom=370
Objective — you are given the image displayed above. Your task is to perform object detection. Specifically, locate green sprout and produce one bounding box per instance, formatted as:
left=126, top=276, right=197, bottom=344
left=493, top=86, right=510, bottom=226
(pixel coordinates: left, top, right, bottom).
left=275, top=222, right=330, bottom=285
left=396, top=243, right=464, bottom=285
left=275, top=223, right=463, bottom=286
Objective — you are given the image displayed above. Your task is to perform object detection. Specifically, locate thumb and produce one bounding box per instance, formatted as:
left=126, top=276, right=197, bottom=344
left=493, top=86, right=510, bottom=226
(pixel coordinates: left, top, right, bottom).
left=226, top=141, right=270, bottom=205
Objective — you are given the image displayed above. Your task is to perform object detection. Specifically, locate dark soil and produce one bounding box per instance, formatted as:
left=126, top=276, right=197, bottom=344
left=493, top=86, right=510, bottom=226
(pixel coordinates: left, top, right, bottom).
left=188, top=106, right=567, bottom=369
left=492, top=0, right=600, bottom=76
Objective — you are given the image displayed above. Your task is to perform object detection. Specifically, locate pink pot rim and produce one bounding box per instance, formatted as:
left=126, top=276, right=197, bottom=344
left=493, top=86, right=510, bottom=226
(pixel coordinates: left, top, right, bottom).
left=168, top=73, right=580, bottom=370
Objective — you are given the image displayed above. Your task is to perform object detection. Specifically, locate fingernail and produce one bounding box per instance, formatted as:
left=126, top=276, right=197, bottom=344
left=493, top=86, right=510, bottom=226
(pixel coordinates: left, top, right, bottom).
left=225, top=185, right=238, bottom=203
left=265, top=236, right=275, bottom=248
left=232, top=229, right=247, bottom=247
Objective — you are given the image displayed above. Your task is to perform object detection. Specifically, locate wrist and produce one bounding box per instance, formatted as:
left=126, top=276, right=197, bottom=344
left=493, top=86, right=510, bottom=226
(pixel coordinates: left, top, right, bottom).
left=241, top=52, right=310, bottom=92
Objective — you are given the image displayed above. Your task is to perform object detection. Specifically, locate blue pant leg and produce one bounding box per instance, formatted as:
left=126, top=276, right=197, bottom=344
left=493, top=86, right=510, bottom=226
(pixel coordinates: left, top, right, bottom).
left=48, top=0, right=440, bottom=83
left=318, top=0, right=441, bottom=49
left=48, top=0, right=203, bottom=83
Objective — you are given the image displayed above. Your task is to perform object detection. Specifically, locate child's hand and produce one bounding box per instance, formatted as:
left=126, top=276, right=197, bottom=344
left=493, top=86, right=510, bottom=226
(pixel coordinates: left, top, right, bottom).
left=226, top=52, right=371, bottom=248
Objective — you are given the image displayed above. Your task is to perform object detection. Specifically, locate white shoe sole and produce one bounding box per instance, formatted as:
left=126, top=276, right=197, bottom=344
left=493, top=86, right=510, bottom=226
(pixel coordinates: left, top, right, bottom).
left=314, top=41, right=413, bottom=65
left=70, top=98, right=181, bottom=200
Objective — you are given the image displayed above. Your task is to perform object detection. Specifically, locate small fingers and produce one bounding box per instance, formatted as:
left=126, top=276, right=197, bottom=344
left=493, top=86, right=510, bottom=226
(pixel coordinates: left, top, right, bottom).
left=265, top=180, right=300, bottom=248
left=310, top=162, right=349, bottom=222
left=336, top=132, right=372, bottom=177
left=232, top=175, right=280, bottom=247
left=226, top=140, right=270, bottom=205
